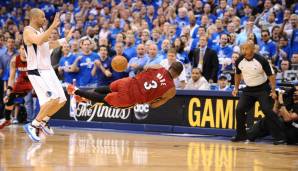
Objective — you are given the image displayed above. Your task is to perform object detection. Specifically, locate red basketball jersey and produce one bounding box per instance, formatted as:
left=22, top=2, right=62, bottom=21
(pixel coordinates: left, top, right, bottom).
left=13, top=55, right=32, bottom=93
left=131, top=68, right=175, bottom=103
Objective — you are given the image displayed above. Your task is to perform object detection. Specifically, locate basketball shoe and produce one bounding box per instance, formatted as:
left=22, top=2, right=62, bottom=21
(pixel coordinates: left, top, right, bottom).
left=66, top=84, right=88, bottom=103
left=0, top=119, right=11, bottom=129
left=40, top=121, right=54, bottom=136
left=23, top=123, right=41, bottom=142
left=66, top=84, right=78, bottom=95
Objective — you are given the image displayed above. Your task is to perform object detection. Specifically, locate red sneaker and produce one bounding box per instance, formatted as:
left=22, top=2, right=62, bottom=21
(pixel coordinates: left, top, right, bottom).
left=66, top=84, right=78, bottom=95
left=0, top=120, right=11, bottom=129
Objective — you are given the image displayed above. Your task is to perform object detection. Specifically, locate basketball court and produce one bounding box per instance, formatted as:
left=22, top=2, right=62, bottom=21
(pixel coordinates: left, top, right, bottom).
left=0, top=125, right=297, bottom=170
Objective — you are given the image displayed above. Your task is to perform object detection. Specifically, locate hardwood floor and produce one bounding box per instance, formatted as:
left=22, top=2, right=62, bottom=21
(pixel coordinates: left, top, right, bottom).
left=0, top=125, right=297, bottom=171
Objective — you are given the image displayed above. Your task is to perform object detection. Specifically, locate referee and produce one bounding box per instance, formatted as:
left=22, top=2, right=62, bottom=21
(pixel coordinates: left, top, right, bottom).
left=232, top=42, right=286, bottom=145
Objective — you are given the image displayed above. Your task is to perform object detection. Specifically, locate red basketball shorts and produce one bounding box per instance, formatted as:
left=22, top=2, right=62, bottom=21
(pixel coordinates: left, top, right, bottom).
left=104, top=77, right=137, bottom=108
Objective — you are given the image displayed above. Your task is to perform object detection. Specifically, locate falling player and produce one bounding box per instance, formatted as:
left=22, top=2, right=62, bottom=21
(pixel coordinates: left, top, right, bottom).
left=67, top=61, right=183, bottom=108
left=23, top=8, right=73, bottom=142
left=0, top=45, right=32, bottom=129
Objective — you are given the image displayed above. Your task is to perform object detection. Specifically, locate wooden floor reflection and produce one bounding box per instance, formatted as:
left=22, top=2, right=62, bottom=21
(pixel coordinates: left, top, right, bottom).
left=0, top=125, right=297, bottom=171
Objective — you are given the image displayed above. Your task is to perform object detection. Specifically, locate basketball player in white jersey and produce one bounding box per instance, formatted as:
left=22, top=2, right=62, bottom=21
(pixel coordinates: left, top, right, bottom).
left=23, top=8, right=73, bottom=142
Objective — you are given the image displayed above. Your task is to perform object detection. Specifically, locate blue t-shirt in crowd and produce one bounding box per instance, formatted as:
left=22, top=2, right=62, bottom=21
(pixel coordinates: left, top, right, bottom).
left=77, top=52, right=99, bottom=87
left=127, top=55, right=149, bottom=77
left=59, top=53, right=78, bottom=84
left=124, top=45, right=137, bottom=61
left=176, top=51, right=190, bottom=64
left=96, top=56, right=113, bottom=86
left=291, top=29, right=298, bottom=54
left=259, top=40, right=277, bottom=59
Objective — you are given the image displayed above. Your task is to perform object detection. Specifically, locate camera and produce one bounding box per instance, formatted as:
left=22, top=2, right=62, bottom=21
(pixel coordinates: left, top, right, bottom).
left=276, top=83, right=297, bottom=108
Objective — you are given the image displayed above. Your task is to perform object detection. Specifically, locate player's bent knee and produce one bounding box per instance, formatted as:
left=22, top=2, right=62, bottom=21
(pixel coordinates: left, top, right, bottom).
left=5, top=105, right=14, bottom=110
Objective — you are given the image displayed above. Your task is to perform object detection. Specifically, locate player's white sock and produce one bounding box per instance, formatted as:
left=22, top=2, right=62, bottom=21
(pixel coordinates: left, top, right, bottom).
left=32, top=119, right=41, bottom=127
left=42, top=116, right=50, bottom=123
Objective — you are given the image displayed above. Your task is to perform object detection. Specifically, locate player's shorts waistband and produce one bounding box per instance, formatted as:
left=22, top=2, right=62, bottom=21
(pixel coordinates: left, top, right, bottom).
left=27, top=69, right=40, bottom=76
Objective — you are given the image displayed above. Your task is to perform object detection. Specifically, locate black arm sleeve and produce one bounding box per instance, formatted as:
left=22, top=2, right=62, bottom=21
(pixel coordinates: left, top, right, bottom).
left=74, top=90, right=107, bottom=102
left=94, top=86, right=111, bottom=94
left=256, top=54, right=273, bottom=76
left=235, top=56, right=244, bottom=74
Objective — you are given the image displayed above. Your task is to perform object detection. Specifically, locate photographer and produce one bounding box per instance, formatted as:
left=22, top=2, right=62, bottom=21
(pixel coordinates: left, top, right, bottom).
left=248, top=86, right=298, bottom=145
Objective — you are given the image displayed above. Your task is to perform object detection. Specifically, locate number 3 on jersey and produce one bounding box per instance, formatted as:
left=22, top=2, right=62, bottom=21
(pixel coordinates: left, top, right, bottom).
left=144, top=80, right=158, bottom=90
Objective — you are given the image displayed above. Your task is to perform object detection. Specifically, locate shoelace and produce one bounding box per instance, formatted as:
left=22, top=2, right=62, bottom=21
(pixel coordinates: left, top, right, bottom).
left=30, top=124, right=40, bottom=137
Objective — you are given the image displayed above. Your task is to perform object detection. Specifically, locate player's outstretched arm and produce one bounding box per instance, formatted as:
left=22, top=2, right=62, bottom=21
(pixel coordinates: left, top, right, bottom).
left=23, top=12, right=60, bottom=46
left=144, top=64, right=163, bottom=71
left=149, top=88, right=176, bottom=108
left=49, top=28, right=74, bottom=49
left=7, top=56, right=17, bottom=94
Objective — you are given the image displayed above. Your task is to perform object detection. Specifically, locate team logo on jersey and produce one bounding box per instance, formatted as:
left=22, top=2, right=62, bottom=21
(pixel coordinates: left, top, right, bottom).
left=46, top=91, right=52, bottom=97
left=134, top=103, right=150, bottom=120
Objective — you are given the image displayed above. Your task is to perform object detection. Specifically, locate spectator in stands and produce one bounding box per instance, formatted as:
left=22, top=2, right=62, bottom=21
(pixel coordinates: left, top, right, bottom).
left=259, top=29, right=277, bottom=61
left=291, top=53, right=298, bottom=70
left=110, top=18, right=122, bottom=46
left=124, top=34, right=137, bottom=61
left=160, top=48, right=187, bottom=89
left=278, top=34, right=291, bottom=59
left=159, top=39, right=171, bottom=59
left=58, top=43, right=78, bottom=84
left=215, top=74, right=232, bottom=91
left=151, top=28, right=163, bottom=50
left=185, top=68, right=210, bottom=90
left=281, top=14, right=298, bottom=55
left=213, top=33, right=233, bottom=73
left=145, top=43, right=163, bottom=67
left=127, top=44, right=148, bottom=77
left=111, top=42, right=128, bottom=81
left=173, top=38, right=189, bottom=65
left=189, top=36, right=219, bottom=83
left=70, top=38, right=98, bottom=87
left=138, top=29, right=150, bottom=45
left=0, top=37, right=17, bottom=90
left=0, top=35, right=6, bottom=57
left=276, top=59, right=291, bottom=82
left=271, top=26, right=281, bottom=43
left=92, top=45, right=112, bottom=86
left=71, top=40, right=80, bottom=55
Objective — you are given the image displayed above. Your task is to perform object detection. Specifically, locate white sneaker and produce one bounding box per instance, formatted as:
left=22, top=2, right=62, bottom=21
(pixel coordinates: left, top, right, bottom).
left=0, top=118, right=6, bottom=125
left=12, top=119, right=19, bottom=124
left=23, top=123, right=41, bottom=142
left=40, top=122, right=54, bottom=136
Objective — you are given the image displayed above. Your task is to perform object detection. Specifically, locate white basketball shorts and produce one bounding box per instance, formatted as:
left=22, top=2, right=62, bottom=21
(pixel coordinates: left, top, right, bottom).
left=28, top=68, right=66, bottom=106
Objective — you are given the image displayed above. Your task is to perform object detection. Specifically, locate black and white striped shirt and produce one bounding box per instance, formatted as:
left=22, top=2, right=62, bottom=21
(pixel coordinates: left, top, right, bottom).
left=235, top=54, right=274, bottom=87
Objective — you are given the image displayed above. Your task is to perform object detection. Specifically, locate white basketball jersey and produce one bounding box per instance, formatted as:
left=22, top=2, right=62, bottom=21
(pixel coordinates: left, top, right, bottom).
left=24, top=26, right=52, bottom=70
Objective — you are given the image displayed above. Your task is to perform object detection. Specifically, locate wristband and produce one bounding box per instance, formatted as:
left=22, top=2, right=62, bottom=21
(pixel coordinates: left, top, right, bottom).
left=58, top=38, right=67, bottom=45
left=7, top=86, right=12, bottom=90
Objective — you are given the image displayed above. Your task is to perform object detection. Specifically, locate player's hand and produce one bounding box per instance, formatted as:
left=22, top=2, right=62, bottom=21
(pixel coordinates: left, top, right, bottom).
left=94, top=60, right=102, bottom=67
left=270, top=91, right=277, bottom=100
left=51, top=12, right=61, bottom=28
left=104, top=70, right=112, bottom=77
left=66, top=28, right=74, bottom=42
left=130, top=63, right=138, bottom=69
left=3, top=96, right=9, bottom=103
left=232, top=89, right=238, bottom=97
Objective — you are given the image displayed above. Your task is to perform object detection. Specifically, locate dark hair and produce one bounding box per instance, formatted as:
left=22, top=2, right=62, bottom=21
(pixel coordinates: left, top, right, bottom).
left=261, top=29, right=270, bottom=36
left=173, top=38, right=185, bottom=53
left=279, top=59, right=291, bottom=70
left=198, top=26, right=206, bottom=32
left=169, top=61, right=183, bottom=76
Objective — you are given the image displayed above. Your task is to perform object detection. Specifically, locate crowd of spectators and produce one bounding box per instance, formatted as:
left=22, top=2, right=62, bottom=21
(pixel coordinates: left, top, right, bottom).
left=0, top=0, right=297, bottom=121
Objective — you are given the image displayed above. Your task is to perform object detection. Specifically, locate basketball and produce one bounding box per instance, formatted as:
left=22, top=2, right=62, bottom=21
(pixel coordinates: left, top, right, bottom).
left=111, top=55, right=128, bottom=72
